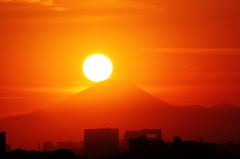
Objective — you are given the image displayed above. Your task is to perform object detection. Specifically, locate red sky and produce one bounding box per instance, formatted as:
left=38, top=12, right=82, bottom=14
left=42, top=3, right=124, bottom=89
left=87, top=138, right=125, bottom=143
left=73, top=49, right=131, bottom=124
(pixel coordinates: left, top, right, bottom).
left=0, top=0, right=240, bottom=119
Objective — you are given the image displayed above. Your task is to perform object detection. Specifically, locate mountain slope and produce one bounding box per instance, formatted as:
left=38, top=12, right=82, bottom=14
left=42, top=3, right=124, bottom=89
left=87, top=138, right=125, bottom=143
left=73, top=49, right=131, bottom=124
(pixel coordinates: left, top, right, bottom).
left=0, top=80, right=240, bottom=150
left=50, top=80, right=171, bottom=112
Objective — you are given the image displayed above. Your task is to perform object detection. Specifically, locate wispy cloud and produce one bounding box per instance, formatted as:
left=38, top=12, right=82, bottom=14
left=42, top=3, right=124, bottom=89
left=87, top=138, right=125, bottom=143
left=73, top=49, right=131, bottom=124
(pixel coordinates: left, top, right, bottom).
left=0, top=80, right=91, bottom=93
left=0, top=96, right=20, bottom=99
left=146, top=48, right=240, bottom=54
left=0, top=0, right=54, bottom=6
left=53, top=6, right=66, bottom=11
left=0, top=0, right=66, bottom=11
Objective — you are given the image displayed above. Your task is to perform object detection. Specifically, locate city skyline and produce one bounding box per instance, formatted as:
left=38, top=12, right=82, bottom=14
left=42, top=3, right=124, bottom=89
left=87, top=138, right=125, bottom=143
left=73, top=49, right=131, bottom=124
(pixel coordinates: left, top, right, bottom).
left=0, top=0, right=240, bottom=156
left=1, top=127, right=240, bottom=158
left=1, top=80, right=240, bottom=150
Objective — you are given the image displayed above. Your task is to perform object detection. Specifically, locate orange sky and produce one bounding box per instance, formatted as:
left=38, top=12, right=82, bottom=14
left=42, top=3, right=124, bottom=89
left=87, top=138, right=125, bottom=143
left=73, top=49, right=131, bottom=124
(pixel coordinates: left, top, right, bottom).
left=0, top=0, right=240, bottom=118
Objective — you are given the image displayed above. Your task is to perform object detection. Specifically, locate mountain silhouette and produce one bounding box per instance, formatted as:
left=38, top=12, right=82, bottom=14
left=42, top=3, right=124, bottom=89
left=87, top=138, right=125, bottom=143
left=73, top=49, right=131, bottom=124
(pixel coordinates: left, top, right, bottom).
left=49, top=80, right=171, bottom=117
left=209, top=103, right=240, bottom=114
left=0, top=80, right=240, bottom=150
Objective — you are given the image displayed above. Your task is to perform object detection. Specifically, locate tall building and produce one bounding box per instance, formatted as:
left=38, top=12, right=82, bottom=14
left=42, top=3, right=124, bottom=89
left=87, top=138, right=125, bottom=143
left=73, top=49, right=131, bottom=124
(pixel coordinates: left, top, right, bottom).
left=123, top=128, right=162, bottom=150
left=84, top=128, right=119, bottom=158
left=0, top=131, right=6, bottom=156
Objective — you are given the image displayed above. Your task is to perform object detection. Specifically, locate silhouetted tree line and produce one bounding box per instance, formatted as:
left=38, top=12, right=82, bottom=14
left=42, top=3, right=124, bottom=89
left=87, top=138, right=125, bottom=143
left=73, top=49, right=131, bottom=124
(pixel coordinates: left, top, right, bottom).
left=123, top=148, right=240, bottom=159
left=3, top=149, right=88, bottom=159
left=1, top=148, right=240, bottom=159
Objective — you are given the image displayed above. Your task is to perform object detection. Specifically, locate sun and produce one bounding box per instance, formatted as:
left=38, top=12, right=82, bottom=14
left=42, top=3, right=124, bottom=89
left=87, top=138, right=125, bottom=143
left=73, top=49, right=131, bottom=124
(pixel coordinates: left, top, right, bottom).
left=83, top=54, right=113, bottom=82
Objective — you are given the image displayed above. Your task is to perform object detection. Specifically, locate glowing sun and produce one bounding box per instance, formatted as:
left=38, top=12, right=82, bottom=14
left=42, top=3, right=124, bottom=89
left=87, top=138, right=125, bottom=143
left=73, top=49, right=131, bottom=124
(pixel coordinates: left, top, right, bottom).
left=83, top=54, right=113, bottom=82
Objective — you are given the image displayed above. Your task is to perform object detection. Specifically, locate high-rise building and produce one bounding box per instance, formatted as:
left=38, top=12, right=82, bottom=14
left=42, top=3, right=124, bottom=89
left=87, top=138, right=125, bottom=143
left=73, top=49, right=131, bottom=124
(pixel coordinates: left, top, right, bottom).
left=0, top=131, right=6, bottom=156
left=84, top=128, right=119, bottom=158
left=123, top=128, right=162, bottom=150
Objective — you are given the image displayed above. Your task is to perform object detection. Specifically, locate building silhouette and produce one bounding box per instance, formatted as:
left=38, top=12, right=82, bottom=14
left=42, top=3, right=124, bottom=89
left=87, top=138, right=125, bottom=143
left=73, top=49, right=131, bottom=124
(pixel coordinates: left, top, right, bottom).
left=123, top=128, right=161, bottom=150
left=168, top=136, right=216, bottom=158
left=6, top=144, right=11, bottom=153
left=58, top=141, right=75, bottom=150
left=128, top=136, right=216, bottom=159
left=199, top=137, right=203, bottom=143
left=0, top=130, right=6, bottom=157
left=84, top=128, right=119, bottom=158
left=216, top=141, right=240, bottom=157
left=128, top=136, right=168, bottom=159
left=57, top=141, right=83, bottom=155
left=42, top=141, right=54, bottom=152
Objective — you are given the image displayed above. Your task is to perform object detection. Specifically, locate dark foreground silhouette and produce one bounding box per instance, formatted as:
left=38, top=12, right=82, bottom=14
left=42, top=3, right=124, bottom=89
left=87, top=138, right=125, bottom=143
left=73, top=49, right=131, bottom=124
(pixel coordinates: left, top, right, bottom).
left=0, top=128, right=240, bottom=159
left=1, top=135, right=240, bottom=159
left=5, top=149, right=78, bottom=159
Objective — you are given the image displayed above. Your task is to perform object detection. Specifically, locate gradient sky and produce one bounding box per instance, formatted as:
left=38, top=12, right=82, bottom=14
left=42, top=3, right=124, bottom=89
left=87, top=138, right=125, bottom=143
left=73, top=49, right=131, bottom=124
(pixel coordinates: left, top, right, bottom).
left=1, top=0, right=240, bottom=119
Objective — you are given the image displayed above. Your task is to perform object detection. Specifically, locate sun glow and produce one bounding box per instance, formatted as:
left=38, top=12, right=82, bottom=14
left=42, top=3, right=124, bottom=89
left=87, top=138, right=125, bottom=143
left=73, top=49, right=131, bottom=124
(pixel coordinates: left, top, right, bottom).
left=83, top=54, right=113, bottom=82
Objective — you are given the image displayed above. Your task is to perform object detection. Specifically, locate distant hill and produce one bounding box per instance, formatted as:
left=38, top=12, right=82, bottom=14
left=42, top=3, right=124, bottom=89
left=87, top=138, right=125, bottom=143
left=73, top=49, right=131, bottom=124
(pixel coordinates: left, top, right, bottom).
left=0, top=80, right=240, bottom=150
left=209, top=103, right=240, bottom=114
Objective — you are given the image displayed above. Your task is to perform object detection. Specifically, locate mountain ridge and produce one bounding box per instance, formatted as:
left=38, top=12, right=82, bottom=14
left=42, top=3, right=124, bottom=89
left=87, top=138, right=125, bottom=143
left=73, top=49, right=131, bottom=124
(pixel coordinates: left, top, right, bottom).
left=0, top=80, right=240, bottom=150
